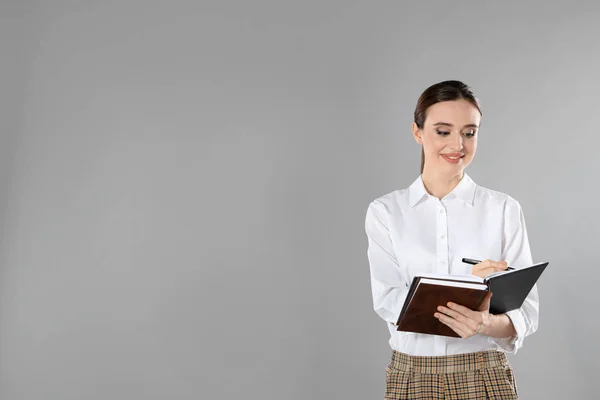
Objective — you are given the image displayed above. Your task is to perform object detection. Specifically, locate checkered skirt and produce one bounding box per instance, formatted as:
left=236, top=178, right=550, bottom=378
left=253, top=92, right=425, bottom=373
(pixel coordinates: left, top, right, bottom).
left=384, top=350, right=518, bottom=399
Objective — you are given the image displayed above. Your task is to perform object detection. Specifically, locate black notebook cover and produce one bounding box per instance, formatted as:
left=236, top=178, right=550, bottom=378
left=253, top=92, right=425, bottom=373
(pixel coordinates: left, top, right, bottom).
left=484, top=261, right=548, bottom=314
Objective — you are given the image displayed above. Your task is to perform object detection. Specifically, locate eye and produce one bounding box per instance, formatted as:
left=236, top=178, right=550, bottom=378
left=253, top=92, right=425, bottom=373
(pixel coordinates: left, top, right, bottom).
left=463, top=131, right=476, bottom=138
left=435, top=130, right=450, bottom=136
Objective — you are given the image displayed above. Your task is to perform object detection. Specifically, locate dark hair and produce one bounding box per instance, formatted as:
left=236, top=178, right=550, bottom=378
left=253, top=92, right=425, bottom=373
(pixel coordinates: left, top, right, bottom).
left=413, top=80, right=482, bottom=174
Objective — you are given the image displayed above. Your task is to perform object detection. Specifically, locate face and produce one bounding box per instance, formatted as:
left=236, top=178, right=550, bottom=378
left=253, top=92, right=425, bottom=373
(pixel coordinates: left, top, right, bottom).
left=412, top=99, right=481, bottom=176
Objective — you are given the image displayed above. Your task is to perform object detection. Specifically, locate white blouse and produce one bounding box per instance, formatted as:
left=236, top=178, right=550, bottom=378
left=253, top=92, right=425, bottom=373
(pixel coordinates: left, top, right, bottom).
left=365, top=173, right=539, bottom=356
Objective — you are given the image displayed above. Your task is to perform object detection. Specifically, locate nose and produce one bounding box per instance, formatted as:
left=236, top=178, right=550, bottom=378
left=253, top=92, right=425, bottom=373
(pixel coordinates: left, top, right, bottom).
left=451, top=132, right=464, bottom=151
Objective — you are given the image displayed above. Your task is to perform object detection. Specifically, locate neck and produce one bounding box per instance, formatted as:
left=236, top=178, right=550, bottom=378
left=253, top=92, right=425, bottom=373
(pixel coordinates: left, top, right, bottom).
left=421, top=168, right=464, bottom=199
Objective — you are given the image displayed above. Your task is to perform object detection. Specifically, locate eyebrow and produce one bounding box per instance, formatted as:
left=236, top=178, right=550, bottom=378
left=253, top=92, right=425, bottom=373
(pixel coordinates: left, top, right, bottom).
left=433, top=122, right=479, bottom=129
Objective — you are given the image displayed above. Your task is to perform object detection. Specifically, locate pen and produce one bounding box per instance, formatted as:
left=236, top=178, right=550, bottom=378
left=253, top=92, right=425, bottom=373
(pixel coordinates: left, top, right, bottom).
left=462, top=258, right=515, bottom=270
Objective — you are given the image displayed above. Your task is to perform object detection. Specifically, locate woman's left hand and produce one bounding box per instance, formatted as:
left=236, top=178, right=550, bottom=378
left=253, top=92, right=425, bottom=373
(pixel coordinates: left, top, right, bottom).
left=434, top=291, right=493, bottom=338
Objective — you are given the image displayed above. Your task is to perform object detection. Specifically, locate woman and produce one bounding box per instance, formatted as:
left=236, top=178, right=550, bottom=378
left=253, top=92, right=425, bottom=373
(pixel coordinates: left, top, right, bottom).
left=365, top=80, right=539, bottom=399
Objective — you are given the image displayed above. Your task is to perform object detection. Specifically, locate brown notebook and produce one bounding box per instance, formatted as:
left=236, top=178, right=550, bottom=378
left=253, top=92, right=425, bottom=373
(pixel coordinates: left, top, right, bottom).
left=395, top=275, right=489, bottom=338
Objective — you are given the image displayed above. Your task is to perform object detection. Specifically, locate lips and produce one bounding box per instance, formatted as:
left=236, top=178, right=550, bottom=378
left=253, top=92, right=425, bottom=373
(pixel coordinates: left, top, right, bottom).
left=441, top=153, right=464, bottom=163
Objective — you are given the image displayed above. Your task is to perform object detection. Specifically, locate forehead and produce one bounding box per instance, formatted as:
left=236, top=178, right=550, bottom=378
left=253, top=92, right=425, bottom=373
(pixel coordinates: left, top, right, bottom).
left=425, top=99, right=481, bottom=126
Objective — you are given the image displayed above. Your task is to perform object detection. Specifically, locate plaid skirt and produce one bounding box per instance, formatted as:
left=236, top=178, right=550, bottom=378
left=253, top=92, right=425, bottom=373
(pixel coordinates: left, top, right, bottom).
left=384, top=350, right=518, bottom=399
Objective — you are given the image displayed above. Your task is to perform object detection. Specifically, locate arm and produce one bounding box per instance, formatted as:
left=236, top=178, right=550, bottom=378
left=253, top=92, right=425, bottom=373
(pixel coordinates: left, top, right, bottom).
left=365, top=200, right=410, bottom=325
left=488, top=199, right=540, bottom=353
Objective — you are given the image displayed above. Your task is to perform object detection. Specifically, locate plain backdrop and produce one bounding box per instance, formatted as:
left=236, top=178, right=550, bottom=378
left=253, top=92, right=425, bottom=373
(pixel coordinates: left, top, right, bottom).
left=1, top=1, right=599, bottom=399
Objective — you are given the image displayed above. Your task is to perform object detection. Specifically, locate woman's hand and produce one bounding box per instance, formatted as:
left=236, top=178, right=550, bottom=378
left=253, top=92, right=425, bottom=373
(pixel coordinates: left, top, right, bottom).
left=471, top=259, right=509, bottom=279
left=434, top=291, right=493, bottom=339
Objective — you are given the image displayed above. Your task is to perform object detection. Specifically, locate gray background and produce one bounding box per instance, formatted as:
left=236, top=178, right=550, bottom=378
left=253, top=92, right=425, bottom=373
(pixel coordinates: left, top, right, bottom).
left=1, top=1, right=598, bottom=399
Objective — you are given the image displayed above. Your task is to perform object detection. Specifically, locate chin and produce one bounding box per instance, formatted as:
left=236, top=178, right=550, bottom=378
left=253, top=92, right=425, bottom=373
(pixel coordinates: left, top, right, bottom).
left=441, top=162, right=466, bottom=172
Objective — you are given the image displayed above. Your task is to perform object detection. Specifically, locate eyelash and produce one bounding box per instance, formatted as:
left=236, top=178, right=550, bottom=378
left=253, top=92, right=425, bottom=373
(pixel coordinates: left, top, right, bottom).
left=436, top=130, right=476, bottom=138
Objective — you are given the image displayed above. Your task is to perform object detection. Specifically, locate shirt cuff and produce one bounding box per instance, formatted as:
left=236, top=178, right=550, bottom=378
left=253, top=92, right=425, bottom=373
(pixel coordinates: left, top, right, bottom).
left=488, top=309, right=526, bottom=353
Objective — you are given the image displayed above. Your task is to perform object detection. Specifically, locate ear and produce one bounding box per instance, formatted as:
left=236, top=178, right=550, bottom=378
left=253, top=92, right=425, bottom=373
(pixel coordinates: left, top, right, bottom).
left=411, top=122, right=423, bottom=144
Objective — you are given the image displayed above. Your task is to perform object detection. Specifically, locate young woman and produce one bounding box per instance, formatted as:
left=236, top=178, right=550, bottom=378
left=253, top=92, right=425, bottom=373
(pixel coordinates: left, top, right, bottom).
left=365, top=80, right=539, bottom=399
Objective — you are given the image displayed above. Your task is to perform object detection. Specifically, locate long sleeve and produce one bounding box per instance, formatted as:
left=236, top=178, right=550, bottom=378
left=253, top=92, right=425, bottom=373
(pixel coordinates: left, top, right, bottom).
left=489, top=199, right=540, bottom=353
left=365, top=200, right=411, bottom=325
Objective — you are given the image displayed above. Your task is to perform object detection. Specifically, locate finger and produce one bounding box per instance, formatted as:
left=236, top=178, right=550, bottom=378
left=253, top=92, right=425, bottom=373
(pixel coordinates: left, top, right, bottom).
left=442, top=304, right=482, bottom=334
left=473, top=261, right=506, bottom=274
left=435, top=312, right=467, bottom=336
left=437, top=305, right=472, bottom=326
left=493, top=260, right=508, bottom=270
left=439, top=313, right=480, bottom=338
left=478, top=266, right=507, bottom=275
left=445, top=302, right=481, bottom=321
left=483, top=259, right=507, bottom=269
left=482, top=263, right=507, bottom=272
left=434, top=312, right=470, bottom=338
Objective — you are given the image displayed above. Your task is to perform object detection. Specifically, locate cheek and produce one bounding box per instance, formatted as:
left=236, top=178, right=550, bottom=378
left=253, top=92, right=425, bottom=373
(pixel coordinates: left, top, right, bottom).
left=465, top=139, right=477, bottom=153
left=424, top=137, right=446, bottom=155
left=425, top=140, right=446, bottom=155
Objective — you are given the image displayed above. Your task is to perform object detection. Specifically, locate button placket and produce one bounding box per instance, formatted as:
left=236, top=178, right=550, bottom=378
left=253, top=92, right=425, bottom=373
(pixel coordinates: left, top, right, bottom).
left=437, top=203, right=449, bottom=274
left=435, top=202, right=449, bottom=355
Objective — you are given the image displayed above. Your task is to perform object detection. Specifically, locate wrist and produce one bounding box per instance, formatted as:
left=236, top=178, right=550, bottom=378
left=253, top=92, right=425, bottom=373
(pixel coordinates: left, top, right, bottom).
left=483, top=313, right=516, bottom=338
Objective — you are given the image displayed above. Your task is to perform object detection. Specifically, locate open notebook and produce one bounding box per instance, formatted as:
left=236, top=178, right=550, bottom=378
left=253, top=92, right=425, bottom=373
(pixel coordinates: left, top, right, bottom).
left=395, top=261, right=548, bottom=337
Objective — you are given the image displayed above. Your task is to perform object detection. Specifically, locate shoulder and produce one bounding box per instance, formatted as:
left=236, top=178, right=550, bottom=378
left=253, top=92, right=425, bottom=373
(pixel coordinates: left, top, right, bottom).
left=475, top=182, right=524, bottom=216
left=365, top=187, right=410, bottom=223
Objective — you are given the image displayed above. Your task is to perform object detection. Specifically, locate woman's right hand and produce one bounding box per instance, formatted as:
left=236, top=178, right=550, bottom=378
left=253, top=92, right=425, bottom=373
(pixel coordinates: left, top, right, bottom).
left=471, top=259, right=509, bottom=279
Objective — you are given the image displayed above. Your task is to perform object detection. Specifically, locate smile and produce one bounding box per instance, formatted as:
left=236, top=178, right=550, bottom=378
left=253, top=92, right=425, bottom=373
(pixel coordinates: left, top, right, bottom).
left=441, top=154, right=464, bottom=163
